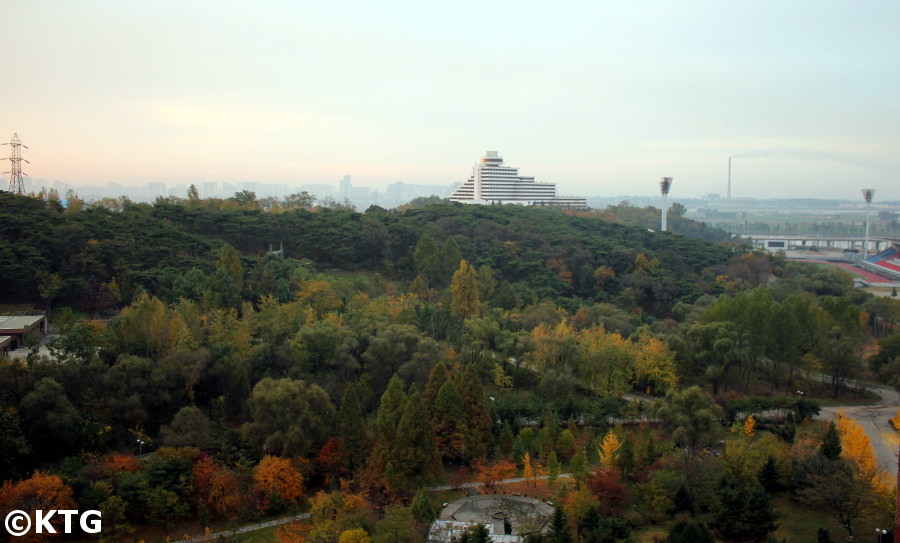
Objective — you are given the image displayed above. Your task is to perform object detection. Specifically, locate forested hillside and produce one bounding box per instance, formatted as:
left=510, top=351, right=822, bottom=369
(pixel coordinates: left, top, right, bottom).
left=1, top=191, right=899, bottom=542
left=0, top=192, right=732, bottom=315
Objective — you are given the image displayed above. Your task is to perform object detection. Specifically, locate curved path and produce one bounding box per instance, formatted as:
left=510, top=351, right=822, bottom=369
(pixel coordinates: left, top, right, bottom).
left=818, top=382, right=900, bottom=476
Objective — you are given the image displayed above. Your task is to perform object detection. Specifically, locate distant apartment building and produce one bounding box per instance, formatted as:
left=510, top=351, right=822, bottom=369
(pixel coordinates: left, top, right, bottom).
left=449, top=151, right=587, bottom=208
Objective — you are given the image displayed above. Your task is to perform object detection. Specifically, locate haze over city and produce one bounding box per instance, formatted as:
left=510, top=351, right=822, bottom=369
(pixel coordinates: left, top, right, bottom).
left=3, top=1, right=899, bottom=201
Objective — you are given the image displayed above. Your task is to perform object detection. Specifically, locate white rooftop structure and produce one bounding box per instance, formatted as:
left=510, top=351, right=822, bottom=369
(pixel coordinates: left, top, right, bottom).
left=449, top=151, right=586, bottom=208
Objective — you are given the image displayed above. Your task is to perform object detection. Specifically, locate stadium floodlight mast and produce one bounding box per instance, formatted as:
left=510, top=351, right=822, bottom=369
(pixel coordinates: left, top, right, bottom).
left=660, top=177, right=673, bottom=232
left=862, top=189, right=875, bottom=260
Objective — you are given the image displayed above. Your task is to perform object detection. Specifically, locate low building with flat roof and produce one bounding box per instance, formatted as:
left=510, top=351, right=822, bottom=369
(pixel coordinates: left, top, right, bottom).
left=0, top=315, right=47, bottom=350
left=0, top=336, right=13, bottom=355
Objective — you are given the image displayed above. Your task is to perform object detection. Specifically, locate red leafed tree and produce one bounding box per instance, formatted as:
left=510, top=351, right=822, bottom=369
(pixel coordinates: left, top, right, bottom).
left=587, top=468, right=631, bottom=517
left=317, top=437, right=347, bottom=484
left=193, top=455, right=241, bottom=519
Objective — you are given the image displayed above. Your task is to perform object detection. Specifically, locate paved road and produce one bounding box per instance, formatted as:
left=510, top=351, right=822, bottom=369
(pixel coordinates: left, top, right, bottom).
left=819, top=383, right=900, bottom=476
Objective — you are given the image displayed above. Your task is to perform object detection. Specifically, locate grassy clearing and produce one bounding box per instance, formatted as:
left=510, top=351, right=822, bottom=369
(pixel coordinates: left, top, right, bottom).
left=231, top=524, right=280, bottom=542
left=771, top=493, right=833, bottom=543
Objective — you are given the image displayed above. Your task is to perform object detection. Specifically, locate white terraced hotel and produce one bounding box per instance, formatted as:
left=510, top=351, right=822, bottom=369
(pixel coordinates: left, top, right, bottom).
left=449, top=151, right=587, bottom=208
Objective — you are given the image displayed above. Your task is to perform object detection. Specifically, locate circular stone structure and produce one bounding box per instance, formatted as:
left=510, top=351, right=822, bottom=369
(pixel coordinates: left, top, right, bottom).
left=437, top=495, right=553, bottom=536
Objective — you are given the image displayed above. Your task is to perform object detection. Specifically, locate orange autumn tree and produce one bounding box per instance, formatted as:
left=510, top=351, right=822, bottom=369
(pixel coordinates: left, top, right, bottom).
left=97, top=452, right=141, bottom=475
left=474, top=459, right=518, bottom=489
left=0, top=471, right=77, bottom=543
left=253, top=455, right=305, bottom=504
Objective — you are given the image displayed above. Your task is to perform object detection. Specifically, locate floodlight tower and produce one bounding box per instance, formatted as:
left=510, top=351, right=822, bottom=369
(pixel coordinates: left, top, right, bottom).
left=862, top=189, right=875, bottom=260
left=2, top=133, right=28, bottom=195
left=660, top=177, right=673, bottom=232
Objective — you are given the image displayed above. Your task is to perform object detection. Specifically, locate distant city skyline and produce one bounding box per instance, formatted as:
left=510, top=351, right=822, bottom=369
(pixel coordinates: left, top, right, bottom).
left=3, top=2, right=899, bottom=200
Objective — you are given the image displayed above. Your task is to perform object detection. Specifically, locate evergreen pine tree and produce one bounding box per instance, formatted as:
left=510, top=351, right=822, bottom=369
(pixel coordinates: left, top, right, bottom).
left=410, top=487, right=435, bottom=524
left=391, top=390, right=440, bottom=485
left=338, top=384, right=367, bottom=474
left=672, top=483, right=695, bottom=516
left=432, top=380, right=467, bottom=460
left=817, top=527, right=834, bottom=543
left=413, top=234, right=442, bottom=286
left=457, top=364, right=494, bottom=461
left=578, top=507, right=601, bottom=543
left=497, top=422, right=515, bottom=459
left=460, top=524, right=491, bottom=543
left=714, top=477, right=778, bottom=542
left=666, top=520, right=715, bottom=543
left=546, top=505, right=574, bottom=543
left=441, top=237, right=463, bottom=284
left=616, top=439, right=635, bottom=478
left=822, top=421, right=842, bottom=460
left=758, top=455, right=782, bottom=493
left=376, top=376, right=408, bottom=441
left=371, top=375, right=408, bottom=478
left=423, top=361, right=449, bottom=414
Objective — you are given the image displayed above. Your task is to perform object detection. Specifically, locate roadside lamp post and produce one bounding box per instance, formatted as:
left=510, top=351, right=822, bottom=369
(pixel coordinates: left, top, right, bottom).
left=137, top=439, right=145, bottom=456
left=875, top=528, right=888, bottom=542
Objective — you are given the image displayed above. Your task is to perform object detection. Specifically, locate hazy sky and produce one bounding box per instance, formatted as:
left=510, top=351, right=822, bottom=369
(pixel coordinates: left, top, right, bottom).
left=3, top=1, right=899, bottom=200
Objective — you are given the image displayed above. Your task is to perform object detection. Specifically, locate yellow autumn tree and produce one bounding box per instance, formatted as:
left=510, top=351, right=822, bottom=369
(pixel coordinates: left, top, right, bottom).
left=744, top=415, right=756, bottom=437
left=598, top=430, right=623, bottom=469
left=631, top=333, right=678, bottom=394
left=530, top=321, right=576, bottom=371
left=296, top=279, right=342, bottom=317
left=891, top=408, right=900, bottom=431
left=835, top=411, right=892, bottom=494
left=338, top=528, right=371, bottom=543
left=450, top=260, right=480, bottom=319
left=522, top=452, right=545, bottom=487
left=593, top=265, right=616, bottom=291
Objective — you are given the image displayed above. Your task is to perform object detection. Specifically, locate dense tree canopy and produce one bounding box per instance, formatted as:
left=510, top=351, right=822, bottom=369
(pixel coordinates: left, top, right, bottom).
left=1, top=191, right=897, bottom=540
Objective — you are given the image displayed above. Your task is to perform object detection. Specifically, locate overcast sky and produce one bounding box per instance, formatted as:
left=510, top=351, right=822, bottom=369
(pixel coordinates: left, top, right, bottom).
left=3, top=1, right=899, bottom=200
